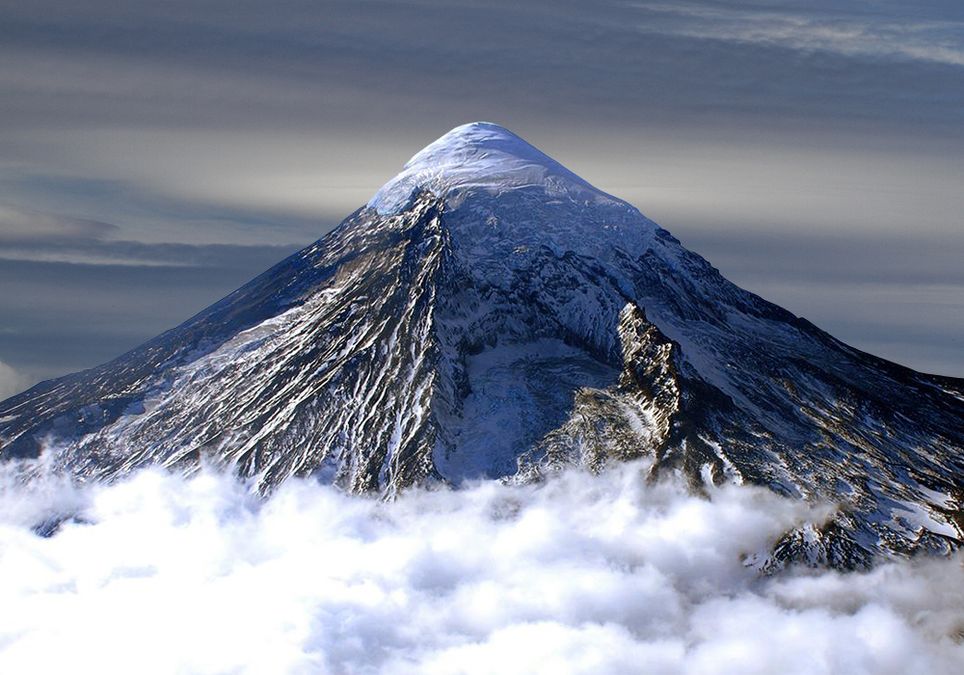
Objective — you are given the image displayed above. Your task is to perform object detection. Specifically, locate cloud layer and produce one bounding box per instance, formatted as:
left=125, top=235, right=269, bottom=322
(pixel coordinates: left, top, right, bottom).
left=634, top=1, right=964, bottom=66
left=1, top=462, right=961, bottom=674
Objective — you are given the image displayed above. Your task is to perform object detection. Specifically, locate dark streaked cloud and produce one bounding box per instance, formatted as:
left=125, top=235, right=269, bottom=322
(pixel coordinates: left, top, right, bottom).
left=675, top=228, right=964, bottom=376
left=0, top=206, right=118, bottom=244
left=0, top=0, right=962, bottom=392
left=1, top=0, right=962, bottom=139
left=0, top=244, right=298, bottom=384
left=679, top=229, right=964, bottom=288
left=630, top=1, right=964, bottom=67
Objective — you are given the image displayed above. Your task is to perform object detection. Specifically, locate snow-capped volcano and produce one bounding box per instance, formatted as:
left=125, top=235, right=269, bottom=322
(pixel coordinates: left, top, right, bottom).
left=1, top=122, right=962, bottom=566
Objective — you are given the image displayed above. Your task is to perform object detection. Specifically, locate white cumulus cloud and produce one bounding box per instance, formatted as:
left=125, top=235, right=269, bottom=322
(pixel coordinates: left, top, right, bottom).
left=0, top=461, right=961, bottom=674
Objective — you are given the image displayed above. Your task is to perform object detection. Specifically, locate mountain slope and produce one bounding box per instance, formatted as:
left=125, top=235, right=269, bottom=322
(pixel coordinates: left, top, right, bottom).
left=2, top=122, right=962, bottom=566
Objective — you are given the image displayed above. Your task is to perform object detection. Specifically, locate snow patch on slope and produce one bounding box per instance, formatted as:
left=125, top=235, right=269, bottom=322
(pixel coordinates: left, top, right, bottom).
left=436, top=339, right=618, bottom=482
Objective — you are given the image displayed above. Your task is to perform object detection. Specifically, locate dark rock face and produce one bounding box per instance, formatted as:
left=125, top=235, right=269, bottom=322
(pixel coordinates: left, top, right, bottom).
left=1, top=122, right=962, bottom=567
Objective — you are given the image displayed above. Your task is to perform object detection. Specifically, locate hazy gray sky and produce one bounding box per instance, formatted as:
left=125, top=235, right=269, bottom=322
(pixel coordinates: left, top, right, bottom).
left=1, top=0, right=963, bottom=395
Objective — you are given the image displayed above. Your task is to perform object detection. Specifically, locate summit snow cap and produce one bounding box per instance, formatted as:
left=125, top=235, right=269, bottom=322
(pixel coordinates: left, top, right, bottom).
left=368, top=122, right=621, bottom=214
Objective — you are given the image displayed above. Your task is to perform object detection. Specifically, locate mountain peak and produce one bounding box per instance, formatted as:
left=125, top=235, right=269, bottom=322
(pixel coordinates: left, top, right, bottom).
left=368, top=122, right=617, bottom=214
left=407, top=122, right=558, bottom=169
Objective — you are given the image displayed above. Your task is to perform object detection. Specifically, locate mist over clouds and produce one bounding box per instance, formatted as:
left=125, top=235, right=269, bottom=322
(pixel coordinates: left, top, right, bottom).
left=0, top=0, right=962, bottom=390
left=1, top=461, right=962, bottom=674
left=0, top=360, right=28, bottom=400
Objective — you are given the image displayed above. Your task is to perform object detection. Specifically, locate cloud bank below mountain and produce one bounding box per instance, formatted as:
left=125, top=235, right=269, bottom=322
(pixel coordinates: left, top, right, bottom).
left=1, top=461, right=961, bottom=674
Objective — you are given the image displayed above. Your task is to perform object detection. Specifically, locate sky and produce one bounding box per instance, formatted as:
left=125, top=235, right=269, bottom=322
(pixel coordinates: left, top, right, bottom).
left=1, top=0, right=963, bottom=396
